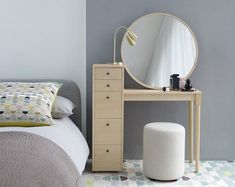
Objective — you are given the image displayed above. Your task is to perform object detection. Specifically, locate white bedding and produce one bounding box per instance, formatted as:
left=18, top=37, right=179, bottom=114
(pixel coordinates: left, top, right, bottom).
left=0, top=117, right=89, bottom=176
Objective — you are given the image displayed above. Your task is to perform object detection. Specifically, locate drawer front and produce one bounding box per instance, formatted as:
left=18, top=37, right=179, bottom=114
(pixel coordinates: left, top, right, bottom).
left=94, top=119, right=122, bottom=144
left=95, top=68, right=122, bottom=80
left=94, top=80, right=122, bottom=92
left=94, top=92, right=122, bottom=118
left=94, top=145, right=122, bottom=171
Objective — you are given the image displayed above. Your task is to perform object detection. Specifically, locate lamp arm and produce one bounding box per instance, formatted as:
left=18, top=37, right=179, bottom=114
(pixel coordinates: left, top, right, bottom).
left=113, top=26, right=130, bottom=64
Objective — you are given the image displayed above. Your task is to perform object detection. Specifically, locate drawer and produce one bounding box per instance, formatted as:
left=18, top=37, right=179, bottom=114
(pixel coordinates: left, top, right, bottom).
left=94, top=119, right=122, bottom=144
left=94, top=80, right=122, bottom=92
left=95, top=68, right=122, bottom=80
left=93, top=144, right=122, bottom=171
left=94, top=92, right=122, bottom=118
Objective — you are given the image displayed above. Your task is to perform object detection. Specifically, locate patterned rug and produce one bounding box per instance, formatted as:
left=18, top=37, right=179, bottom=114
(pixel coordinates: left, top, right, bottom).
left=79, top=160, right=235, bottom=187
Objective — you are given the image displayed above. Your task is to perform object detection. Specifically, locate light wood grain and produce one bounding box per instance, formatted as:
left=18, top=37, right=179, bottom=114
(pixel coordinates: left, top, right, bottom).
left=95, top=67, right=122, bottom=80
left=92, top=64, right=202, bottom=173
left=94, top=92, right=122, bottom=118
left=124, top=89, right=200, bottom=101
left=94, top=119, right=122, bottom=144
left=93, top=64, right=123, bottom=68
left=195, top=93, right=202, bottom=172
left=93, top=144, right=122, bottom=171
left=189, top=101, right=194, bottom=163
left=92, top=65, right=124, bottom=171
left=94, top=80, right=122, bottom=92
left=92, top=66, right=95, bottom=171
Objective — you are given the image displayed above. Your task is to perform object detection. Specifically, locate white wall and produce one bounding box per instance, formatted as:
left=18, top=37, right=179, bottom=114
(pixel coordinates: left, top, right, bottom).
left=0, top=0, right=86, bottom=135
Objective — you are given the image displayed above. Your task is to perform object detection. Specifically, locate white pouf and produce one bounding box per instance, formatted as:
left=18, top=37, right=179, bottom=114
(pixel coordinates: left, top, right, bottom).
left=143, top=122, right=185, bottom=181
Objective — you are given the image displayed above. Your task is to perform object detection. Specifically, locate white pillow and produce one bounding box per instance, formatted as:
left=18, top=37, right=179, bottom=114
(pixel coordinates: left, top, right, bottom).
left=51, top=96, right=76, bottom=119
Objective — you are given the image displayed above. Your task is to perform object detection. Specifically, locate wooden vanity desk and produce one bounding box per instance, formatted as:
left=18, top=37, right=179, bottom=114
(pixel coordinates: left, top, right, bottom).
left=92, top=64, right=202, bottom=172
left=124, top=89, right=202, bottom=172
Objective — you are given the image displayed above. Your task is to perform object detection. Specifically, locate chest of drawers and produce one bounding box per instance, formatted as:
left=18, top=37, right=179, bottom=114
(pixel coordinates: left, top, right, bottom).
left=92, top=64, right=124, bottom=171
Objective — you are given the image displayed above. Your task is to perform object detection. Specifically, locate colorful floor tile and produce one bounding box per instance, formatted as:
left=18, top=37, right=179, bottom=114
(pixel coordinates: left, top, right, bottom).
left=79, top=160, right=235, bottom=187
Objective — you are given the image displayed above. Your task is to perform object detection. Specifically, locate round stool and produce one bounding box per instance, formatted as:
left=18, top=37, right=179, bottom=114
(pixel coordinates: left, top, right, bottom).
left=143, top=122, right=185, bottom=181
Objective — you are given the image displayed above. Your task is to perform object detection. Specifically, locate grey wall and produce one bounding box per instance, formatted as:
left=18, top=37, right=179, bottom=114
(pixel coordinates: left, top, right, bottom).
left=0, top=0, right=87, bottom=135
left=87, top=0, right=235, bottom=160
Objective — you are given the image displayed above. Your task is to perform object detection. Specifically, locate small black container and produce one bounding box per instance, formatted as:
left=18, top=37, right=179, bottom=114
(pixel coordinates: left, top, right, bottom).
left=170, top=74, right=180, bottom=90
left=184, top=79, right=192, bottom=91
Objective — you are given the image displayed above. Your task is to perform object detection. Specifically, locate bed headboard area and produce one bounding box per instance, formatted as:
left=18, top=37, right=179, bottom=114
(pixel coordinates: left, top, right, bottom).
left=0, top=79, right=81, bottom=130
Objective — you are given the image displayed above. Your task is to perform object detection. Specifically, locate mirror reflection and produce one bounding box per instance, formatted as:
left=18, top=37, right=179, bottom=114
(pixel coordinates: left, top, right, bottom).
left=121, top=13, right=198, bottom=88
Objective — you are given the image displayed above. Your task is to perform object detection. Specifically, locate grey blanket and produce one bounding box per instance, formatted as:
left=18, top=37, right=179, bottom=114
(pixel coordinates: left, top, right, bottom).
left=0, top=131, right=80, bottom=187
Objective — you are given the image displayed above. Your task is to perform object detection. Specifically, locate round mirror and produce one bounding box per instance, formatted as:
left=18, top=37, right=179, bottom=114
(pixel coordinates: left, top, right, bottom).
left=121, top=13, right=198, bottom=89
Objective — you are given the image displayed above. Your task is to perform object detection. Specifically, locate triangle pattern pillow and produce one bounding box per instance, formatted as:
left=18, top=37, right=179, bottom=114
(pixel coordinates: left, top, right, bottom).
left=0, top=82, right=62, bottom=127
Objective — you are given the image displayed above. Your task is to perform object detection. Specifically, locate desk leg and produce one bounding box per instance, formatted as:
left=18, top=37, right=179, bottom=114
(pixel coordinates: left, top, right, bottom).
left=189, top=101, right=194, bottom=163
left=195, top=95, right=201, bottom=172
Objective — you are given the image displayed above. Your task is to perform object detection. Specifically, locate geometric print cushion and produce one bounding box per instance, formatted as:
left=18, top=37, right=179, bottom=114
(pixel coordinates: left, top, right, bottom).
left=0, top=82, right=62, bottom=127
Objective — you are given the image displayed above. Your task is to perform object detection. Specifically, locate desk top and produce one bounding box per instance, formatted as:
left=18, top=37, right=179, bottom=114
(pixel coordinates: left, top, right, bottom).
left=124, top=89, right=202, bottom=101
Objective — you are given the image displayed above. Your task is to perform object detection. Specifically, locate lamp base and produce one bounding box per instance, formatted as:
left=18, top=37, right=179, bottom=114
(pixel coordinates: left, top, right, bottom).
left=113, top=61, right=123, bottom=65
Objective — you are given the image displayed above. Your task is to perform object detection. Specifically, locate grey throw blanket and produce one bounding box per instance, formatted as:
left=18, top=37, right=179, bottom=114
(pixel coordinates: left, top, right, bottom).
left=0, top=131, right=80, bottom=187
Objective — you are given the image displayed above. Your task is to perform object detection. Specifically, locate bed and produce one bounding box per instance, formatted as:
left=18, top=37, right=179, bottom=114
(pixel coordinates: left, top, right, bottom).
left=0, top=80, right=89, bottom=187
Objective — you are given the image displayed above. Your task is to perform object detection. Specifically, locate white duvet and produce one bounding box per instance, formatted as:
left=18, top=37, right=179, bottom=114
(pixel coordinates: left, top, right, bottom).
left=0, top=117, right=89, bottom=176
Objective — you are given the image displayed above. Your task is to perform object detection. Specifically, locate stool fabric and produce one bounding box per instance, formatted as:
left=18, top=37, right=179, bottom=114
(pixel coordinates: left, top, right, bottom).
left=143, top=122, right=185, bottom=181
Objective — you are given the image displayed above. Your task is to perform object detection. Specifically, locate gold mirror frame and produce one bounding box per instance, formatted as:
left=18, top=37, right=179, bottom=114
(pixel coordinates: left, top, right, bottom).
left=121, top=12, right=199, bottom=90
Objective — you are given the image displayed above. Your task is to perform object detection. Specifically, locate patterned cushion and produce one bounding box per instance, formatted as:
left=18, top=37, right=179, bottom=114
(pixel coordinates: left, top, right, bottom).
left=0, top=82, right=62, bottom=127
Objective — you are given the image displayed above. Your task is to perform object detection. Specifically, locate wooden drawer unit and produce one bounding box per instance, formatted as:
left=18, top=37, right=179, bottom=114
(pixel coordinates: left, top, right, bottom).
left=94, top=80, right=122, bottom=92
left=92, top=64, right=124, bottom=171
left=95, top=67, right=122, bottom=80
left=94, top=92, right=122, bottom=118
left=93, top=145, right=122, bottom=171
left=94, top=119, right=122, bottom=144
